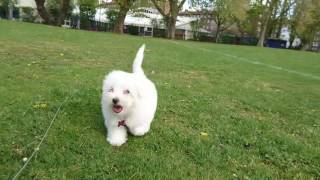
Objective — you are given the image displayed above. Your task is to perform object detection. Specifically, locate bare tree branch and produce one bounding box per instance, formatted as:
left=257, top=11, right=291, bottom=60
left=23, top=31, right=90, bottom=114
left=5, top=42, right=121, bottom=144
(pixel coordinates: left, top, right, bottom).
left=178, top=0, right=186, bottom=11
left=150, top=0, right=167, bottom=16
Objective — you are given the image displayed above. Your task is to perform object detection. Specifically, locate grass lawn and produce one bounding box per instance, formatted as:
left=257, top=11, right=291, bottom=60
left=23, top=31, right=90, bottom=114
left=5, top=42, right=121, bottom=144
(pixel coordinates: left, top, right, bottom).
left=1, top=20, right=320, bottom=179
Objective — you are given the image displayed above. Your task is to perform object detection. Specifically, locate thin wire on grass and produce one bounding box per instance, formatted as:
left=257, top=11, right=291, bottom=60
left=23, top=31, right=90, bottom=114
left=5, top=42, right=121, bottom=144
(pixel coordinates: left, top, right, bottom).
left=12, top=95, right=71, bottom=180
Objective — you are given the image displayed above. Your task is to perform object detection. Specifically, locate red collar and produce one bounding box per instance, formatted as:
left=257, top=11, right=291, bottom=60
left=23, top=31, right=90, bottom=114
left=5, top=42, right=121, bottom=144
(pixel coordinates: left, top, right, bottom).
left=118, top=120, right=126, bottom=127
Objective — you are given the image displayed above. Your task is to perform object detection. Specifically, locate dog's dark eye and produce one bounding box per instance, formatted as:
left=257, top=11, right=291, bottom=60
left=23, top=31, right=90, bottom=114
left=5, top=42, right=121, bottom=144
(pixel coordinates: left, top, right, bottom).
left=108, top=88, right=114, bottom=92
left=124, top=90, right=130, bottom=94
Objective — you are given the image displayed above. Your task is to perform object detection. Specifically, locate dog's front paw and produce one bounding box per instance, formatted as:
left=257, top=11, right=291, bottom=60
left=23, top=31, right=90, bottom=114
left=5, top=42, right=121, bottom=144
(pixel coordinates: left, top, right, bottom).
left=107, top=136, right=127, bottom=146
left=130, top=125, right=150, bottom=136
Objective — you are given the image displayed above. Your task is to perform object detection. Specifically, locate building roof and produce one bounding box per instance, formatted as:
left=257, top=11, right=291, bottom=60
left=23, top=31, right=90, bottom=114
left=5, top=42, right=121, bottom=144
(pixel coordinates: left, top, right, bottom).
left=94, top=8, right=208, bottom=32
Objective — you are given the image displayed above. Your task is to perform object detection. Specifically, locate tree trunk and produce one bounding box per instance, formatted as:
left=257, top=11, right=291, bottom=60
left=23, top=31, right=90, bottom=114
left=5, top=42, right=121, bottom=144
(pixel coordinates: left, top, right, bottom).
left=276, top=18, right=283, bottom=38
left=8, top=3, right=13, bottom=20
left=257, top=3, right=272, bottom=46
left=257, top=0, right=279, bottom=47
left=276, top=13, right=284, bottom=38
left=114, top=6, right=129, bottom=34
left=257, top=18, right=269, bottom=47
left=276, top=0, right=289, bottom=38
left=166, top=17, right=176, bottom=39
left=34, top=0, right=54, bottom=25
left=267, top=9, right=277, bottom=38
left=289, top=28, right=296, bottom=48
left=58, top=0, right=71, bottom=26
left=215, top=24, right=221, bottom=43
left=151, top=0, right=185, bottom=39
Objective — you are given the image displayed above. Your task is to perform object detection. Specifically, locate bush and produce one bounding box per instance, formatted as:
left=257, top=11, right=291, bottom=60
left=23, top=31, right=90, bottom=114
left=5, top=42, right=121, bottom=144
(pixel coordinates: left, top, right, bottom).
left=45, top=0, right=73, bottom=23
left=20, top=7, right=37, bottom=22
left=240, top=37, right=258, bottom=46
left=127, top=25, right=139, bottom=35
left=220, top=34, right=258, bottom=46
left=0, top=5, right=19, bottom=19
left=153, top=28, right=166, bottom=38
left=0, top=6, right=6, bottom=18
left=106, top=9, right=118, bottom=30
left=198, top=33, right=215, bottom=42
left=221, top=34, right=236, bottom=44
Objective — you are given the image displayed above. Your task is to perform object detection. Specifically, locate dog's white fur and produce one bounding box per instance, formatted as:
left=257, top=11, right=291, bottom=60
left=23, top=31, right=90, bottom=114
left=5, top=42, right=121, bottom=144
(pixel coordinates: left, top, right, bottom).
left=101, top=44, right=157, bottom=146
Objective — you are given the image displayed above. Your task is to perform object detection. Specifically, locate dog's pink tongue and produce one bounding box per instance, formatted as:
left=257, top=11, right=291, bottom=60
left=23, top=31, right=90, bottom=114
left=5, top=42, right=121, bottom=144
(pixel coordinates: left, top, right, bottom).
left=113, top=105, right=123, bottom=113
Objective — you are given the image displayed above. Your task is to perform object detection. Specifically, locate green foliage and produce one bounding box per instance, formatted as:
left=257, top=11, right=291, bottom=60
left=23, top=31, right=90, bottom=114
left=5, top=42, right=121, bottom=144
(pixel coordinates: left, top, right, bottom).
left=20, top=7, right=37, bottom=22
left=193, top=0, right=249, bottom=23
left=106, top=9, right=118, bottom=26
left=220, top=34, right=236, bottom=44
left=192, top=0, right=249, bottom=42
left=78, top=0, right=97, bottom=9
left=0, top=0, right=16, bottom=7
left=39, top=0, right=74, bottom=24
left=78, top=0, right=97, bottom=29
left=78, top=0, right=97, bottom=18
left=46, top=0, right=60, bottom=21
left=292, top=0, right=320, bottom=45
left=0, top=0, right=16, bottom=18
left=236, top=2, right=264, bottom=37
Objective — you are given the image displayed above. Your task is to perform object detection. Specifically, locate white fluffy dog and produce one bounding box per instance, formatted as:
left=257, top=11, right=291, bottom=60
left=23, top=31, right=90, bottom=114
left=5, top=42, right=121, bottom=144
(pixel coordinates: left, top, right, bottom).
left=101, top=44, right=157, bottom=146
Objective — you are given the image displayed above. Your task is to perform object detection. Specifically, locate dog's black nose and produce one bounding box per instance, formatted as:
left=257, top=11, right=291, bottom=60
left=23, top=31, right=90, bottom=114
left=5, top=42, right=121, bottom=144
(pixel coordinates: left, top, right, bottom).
left=112, top=98, right=119, bottom=104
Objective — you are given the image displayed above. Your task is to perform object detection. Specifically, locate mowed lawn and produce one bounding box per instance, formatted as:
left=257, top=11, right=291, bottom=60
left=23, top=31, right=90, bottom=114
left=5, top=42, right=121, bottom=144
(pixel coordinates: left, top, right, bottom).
left=1, top=20, right=320, bottom=179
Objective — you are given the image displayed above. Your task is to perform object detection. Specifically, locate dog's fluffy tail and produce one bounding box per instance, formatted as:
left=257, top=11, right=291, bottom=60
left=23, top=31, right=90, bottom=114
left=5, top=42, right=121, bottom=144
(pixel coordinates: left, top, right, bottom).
left=132, top=44, right=145, bottom=76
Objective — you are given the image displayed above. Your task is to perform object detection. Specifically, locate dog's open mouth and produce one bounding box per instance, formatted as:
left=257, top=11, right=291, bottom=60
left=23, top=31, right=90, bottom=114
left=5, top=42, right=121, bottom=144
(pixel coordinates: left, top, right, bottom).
left=112, top=105, right=123, bottom=113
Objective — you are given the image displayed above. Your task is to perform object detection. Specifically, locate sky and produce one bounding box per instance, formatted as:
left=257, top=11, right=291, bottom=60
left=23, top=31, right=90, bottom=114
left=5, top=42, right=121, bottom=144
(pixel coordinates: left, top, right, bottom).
left=183, top=0, right=191, bottom=10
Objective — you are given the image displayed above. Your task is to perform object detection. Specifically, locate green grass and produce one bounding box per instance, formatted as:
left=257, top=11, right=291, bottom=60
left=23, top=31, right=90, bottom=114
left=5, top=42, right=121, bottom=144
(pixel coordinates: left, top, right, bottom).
left=1, top=20, right=320, bottom=179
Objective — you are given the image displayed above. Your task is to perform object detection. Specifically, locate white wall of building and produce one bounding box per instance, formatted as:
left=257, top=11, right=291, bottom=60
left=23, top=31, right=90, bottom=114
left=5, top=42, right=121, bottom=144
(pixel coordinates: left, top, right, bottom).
left=16, top=0, right=37, bottom=8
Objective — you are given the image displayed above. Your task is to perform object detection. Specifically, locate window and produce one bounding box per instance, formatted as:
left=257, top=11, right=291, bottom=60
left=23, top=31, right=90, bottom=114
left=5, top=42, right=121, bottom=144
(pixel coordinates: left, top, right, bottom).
left=140, top=27, right=144, bottom=33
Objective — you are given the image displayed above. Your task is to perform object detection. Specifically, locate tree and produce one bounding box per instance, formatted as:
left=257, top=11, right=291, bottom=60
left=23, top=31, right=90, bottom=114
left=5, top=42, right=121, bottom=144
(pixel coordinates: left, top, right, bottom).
left=78, top=0, right=97, bottom=29
left=235, top=0, right=295, bottom=46
left=235, top=2, right=263, bottom=37
left=291, top=0, right=320, bottom=50
left=151, top=0, right=187, bottom=39
left=106, top=9, right=118, bottom=30
left=192, top=0, right=249, bottom=42
left=260, top=0, right=296, bottom=39
left=104, top=0, right=151, bottom=33
left=34, top=0, right=72, bottom=25
left=0, top=0, right=16, bottom=19
left=256, top=0, right=279, bottom=47
left=34, top=0, right=54, bottom=24
left=190, top=18, right=204, bottom=40
left=274, top=0, right=295, bottom=38
left=113, top=0, right=135, bottom=33
left=151, top=17, right=165, bottom=29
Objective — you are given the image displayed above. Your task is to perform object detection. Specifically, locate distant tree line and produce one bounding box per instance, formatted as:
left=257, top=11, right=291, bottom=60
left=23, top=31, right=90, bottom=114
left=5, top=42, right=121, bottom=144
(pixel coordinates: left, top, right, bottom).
left=192, top=0, right=320, bottom=48
left=1, top=0, right=319, bottom=48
